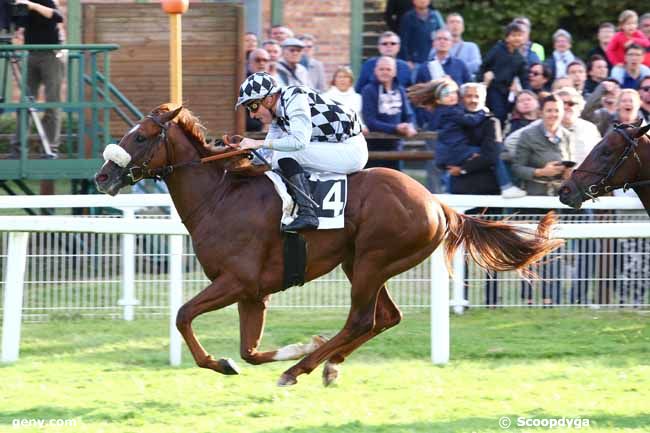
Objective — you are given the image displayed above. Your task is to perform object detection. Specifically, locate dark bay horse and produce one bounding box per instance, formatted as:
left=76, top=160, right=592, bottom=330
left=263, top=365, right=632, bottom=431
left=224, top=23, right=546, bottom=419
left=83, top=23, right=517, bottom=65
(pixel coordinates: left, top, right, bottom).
left=95, top=104, right=562, bottom=386
left=560, top=122, right=650, bottom=214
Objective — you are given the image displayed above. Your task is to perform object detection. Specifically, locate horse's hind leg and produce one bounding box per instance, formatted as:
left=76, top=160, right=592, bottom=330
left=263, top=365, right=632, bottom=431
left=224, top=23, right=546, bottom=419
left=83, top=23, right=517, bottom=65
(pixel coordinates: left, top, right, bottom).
left=238, top=297, right=327, bottom=365
left=175, top=273, right=246, bottom=374
left=322, top=285, right=402, bottom=386
left=277, top=261, right=385, bottom=386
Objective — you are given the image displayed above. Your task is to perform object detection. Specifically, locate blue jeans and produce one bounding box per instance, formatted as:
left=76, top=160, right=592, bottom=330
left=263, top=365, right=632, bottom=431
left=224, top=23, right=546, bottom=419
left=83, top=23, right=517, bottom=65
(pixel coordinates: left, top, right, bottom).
left=486, top=87, right=510, bottom=125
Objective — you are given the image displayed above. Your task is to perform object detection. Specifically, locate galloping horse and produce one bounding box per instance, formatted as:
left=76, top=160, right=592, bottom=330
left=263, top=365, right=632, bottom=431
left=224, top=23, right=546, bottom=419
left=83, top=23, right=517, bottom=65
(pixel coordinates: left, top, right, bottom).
left=560, top=122, right=650, bottom=214
left=95, top=104, right=562, bottom=386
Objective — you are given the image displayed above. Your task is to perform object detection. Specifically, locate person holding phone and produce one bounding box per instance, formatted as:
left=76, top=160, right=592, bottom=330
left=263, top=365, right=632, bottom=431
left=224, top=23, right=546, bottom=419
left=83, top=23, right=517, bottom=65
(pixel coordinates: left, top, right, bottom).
left=512, top=94, right=574, bottom=196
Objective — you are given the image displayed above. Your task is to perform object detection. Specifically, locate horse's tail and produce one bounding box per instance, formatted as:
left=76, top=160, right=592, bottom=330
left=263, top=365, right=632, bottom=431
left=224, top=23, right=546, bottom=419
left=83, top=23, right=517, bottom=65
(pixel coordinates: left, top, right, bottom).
left=439, top=202, right=563, bottom=273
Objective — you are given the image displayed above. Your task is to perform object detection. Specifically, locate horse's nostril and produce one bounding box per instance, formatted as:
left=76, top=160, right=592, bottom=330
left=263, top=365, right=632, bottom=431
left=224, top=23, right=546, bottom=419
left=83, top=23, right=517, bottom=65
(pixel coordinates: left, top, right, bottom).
left=96, top=174, right=108, bottom=183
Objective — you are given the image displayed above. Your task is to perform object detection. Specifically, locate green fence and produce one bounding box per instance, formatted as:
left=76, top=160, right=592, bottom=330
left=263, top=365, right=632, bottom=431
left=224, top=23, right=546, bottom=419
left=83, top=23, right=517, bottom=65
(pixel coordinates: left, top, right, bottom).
left=0, top=43, right=140, bottom=180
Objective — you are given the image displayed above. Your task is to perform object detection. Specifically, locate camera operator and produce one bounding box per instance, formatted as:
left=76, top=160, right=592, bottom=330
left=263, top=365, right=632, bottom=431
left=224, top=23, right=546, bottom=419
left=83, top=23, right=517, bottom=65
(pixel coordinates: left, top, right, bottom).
left=10, top=0, right=64, bottom=158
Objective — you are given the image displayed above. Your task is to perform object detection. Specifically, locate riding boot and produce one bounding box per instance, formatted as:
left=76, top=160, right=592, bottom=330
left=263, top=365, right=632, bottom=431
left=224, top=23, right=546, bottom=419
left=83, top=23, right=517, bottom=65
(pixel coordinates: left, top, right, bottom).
left=282, top=172, right=319, bottom=232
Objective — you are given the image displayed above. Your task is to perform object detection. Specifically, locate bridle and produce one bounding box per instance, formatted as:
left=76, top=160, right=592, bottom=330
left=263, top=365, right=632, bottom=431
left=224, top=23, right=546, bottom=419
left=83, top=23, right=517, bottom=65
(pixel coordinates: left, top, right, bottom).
left=119, top=114, right=251, bottom=185
left=573, top=124, right=648, bottom=200
left=122, top=115, right=175, bottom=185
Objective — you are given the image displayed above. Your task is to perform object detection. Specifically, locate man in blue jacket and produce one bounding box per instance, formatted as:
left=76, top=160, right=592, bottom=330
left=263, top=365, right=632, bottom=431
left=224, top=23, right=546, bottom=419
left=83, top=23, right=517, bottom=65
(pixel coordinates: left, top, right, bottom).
left=398, top=0, right=444, bottom=68
left=361, top=56, right=417, bottom=171
left=355, top=31, right=412, bottom=94
left=415, top=29, right=470, bottom=86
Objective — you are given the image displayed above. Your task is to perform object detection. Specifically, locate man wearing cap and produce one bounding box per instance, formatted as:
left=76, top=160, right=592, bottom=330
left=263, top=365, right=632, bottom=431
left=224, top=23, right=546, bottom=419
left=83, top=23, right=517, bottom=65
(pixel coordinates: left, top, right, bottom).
left=232, top=72, right=368, bottom=232
left=275, top=38, right=312, bottom=88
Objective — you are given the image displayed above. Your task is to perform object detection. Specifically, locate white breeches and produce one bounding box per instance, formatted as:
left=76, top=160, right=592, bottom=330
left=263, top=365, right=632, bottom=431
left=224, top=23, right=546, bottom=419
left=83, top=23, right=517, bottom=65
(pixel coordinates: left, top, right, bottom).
left=271, top=134, right=368, bottom=174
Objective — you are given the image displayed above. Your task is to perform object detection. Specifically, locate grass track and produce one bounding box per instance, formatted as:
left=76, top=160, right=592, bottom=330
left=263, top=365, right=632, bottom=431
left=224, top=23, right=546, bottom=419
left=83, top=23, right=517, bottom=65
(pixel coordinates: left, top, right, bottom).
left=0, top=308, right=649, bottom=433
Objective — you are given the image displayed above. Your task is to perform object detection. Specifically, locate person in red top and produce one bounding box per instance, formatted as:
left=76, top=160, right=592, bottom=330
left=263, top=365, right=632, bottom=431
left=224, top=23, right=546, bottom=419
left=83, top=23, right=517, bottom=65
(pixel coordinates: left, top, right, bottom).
left=606, top=10, right=650, bottom=67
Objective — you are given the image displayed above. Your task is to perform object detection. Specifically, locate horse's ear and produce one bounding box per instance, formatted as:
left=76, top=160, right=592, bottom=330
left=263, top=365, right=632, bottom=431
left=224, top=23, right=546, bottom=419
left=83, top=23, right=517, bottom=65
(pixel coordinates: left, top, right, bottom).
left=636, top=123, right=650, bottom=138
left=158, top=105, right=184, bottom=124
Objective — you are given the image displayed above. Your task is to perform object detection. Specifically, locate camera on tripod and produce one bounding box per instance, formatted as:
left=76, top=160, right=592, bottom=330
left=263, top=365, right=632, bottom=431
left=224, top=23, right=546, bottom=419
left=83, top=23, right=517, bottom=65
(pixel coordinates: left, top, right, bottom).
left=10, top=0, right=28, bottom=18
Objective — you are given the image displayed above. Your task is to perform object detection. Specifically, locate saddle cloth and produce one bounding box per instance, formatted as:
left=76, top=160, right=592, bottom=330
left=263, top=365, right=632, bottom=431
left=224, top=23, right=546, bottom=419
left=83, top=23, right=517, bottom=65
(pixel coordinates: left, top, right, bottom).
left=265, top=170, right=348, bottom=229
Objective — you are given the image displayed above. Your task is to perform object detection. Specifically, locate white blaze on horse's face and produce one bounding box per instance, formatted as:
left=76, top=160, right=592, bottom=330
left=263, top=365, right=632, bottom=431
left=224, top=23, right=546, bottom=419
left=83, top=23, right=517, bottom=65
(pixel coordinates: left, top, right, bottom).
left=102, top=143, right=132, bottom=168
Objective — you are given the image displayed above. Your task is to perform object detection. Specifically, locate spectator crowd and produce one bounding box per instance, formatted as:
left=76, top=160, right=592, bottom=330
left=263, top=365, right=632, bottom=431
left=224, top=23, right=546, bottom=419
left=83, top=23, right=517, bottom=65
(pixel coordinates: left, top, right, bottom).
left=245, top=3, right=650, bottom=201
left=244, top=2, right=650, bottom=307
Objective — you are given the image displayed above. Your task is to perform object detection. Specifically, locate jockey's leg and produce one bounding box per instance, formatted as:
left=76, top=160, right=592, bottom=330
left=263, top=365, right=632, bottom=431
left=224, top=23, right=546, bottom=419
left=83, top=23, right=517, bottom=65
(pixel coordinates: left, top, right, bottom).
left=271, top=134, right=368, bottom=174
left=277, top=158, right=319, bottom=232
left=238, top=296, right=327, bottom=365
left=273, top=135, right=367, bottom=232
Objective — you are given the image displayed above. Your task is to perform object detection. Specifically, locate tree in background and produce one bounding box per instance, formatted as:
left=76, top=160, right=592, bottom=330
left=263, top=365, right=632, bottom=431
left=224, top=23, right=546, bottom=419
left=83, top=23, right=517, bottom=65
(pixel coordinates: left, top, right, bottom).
left=434, top=0, right=644, bottom=58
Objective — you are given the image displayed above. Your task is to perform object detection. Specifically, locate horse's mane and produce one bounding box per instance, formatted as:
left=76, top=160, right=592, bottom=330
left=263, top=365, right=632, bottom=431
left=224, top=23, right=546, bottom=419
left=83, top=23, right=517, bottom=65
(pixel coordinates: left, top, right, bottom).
left=150, top=103, right=266, bottom=176
left=151, top=103, right=212, bottom=154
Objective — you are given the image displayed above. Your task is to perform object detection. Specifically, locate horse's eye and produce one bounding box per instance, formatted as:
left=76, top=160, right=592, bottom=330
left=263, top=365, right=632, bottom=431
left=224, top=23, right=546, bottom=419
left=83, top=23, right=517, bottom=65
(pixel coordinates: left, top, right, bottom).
left=602, top=149, right=613, bottom=157
left=135, top=135, right=146, bottom=143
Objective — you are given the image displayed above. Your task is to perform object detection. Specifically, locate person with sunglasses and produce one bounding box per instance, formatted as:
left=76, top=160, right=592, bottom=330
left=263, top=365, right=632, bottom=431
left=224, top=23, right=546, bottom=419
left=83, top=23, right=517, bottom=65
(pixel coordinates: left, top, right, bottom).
left=554, top=87, right=600, bottom=165
left=233, top=72, right=367, bottom=232
left=526, top=63, right=552, bottom=95
left=355, top=31, right=412, bottom=93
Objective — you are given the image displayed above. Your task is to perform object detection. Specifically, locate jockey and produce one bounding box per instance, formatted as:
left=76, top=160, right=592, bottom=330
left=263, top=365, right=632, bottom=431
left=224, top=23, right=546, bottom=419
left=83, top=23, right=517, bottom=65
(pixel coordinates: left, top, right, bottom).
left=234, top=72, right=368, bottom=232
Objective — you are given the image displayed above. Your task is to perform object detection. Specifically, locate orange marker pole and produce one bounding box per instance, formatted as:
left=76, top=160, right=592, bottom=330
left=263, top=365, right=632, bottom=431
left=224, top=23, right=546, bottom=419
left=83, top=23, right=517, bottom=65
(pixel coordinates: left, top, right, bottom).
left=161, top=0, right=189, bottom=106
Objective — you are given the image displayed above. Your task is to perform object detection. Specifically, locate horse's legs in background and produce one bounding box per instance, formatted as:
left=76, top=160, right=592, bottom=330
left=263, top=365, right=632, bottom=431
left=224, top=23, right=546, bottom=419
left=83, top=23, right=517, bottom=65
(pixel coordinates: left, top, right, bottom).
left=277, top=259, right=386, bottom=386
left=322, top=284, right=402, bottom=386
left=238, top=296, right=327, bottom=365
left=277, top=238, right=438, bottom=386
left=176, top=274, right=245, bottom=374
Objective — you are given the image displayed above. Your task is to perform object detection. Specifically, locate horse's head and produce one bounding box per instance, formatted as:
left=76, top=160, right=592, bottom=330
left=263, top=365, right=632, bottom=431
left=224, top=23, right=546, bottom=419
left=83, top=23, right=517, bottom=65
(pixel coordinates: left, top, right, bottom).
left=559, top=121, right=650, bottom=208
left=95, top=106, right=183, bottom=196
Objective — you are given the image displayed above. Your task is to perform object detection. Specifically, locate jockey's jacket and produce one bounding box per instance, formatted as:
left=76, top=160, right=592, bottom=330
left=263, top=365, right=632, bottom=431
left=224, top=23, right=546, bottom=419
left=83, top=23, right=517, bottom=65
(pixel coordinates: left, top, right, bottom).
left=264, top=86, right=363, bottom=151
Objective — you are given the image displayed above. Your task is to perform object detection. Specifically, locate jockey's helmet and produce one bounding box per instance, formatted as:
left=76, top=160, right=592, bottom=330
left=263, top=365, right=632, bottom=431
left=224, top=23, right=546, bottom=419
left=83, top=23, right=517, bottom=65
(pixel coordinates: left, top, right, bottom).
left=235, top=72, right=280, bottom=110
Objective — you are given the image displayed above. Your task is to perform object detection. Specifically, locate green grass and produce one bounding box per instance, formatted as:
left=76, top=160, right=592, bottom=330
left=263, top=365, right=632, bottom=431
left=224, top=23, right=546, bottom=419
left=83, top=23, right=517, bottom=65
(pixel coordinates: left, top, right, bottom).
left=0, top=309, right=649, bottom=433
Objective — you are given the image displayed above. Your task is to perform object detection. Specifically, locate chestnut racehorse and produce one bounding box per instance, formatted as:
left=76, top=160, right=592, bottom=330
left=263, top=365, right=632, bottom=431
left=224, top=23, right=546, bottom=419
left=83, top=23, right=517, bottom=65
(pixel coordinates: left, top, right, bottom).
left=560, top=122, right=650, bottom=214
left=95, top=104, right=562, bottom=386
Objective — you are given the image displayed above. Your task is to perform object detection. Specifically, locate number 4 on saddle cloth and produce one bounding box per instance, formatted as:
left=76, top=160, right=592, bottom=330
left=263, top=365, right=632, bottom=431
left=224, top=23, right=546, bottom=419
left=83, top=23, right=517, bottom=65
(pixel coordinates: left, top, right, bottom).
left=265, top=171, right=347, bottom=230
left=265, top=170, right=348, bottom=289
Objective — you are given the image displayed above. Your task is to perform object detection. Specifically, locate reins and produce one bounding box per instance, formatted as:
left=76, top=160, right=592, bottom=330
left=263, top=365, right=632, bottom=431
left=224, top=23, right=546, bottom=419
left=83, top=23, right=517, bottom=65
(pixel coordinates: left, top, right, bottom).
left=573, top=124, right=646, bottom=199
left=124, top=117, right=251, bottom=184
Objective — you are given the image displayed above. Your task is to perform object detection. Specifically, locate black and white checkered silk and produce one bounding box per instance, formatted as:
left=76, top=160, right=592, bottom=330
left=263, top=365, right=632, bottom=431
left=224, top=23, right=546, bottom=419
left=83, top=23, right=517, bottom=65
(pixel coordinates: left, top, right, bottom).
left=276, top=86, right=363, bottom=143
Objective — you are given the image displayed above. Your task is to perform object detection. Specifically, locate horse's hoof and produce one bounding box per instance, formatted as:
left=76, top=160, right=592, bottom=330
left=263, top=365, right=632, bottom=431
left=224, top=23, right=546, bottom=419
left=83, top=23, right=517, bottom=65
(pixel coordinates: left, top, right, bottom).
left=322, top=362, right=339, bottom=387
left=217, top=358, right=241, bottom=375
left=277, top=373, right=298, bottom=387
left=312, top=335, right=328, bottom=348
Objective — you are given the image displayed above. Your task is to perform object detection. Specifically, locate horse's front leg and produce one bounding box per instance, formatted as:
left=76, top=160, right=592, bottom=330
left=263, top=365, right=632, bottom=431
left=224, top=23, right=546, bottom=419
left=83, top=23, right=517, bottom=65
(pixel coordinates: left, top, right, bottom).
left=175, top=273, right=246, bottom=374
left=238, top=297, right=327, bottom=365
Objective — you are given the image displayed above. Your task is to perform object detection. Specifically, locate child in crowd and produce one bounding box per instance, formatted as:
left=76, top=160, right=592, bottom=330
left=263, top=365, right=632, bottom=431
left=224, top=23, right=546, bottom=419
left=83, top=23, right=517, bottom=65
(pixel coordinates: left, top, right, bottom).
left=478, top=22, right=529, bottom=124
left=409, top=78, right=526, bottom=198
left=606, top=10, right=650, bottom=67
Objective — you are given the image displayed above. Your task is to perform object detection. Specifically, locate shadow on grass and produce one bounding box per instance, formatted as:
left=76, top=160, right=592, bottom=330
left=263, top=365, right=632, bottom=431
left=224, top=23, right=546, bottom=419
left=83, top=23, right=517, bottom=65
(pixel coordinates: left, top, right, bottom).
left=255, top=413, right=650, bottom=433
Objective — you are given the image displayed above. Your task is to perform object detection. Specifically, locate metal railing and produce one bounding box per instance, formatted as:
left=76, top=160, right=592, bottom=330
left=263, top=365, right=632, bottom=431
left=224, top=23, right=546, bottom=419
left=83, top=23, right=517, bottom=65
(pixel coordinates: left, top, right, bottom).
left=0, top=44, right=120, bottom=179
left=0, top=194, right=648, bottom=324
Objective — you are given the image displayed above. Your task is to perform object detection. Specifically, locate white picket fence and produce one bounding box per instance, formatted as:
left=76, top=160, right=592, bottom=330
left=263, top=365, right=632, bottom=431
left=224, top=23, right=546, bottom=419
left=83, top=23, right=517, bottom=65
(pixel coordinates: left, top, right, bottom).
left=1, top=193, right=649, bottom=366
